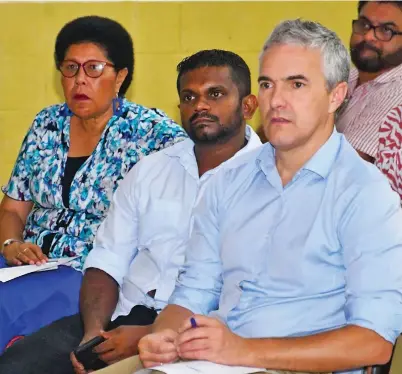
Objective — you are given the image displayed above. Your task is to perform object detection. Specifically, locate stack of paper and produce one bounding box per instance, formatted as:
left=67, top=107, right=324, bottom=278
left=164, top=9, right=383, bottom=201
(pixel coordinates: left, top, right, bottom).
left=0, top=256, right=78, bottom=282
left=135, top=361, right=268, bottom=374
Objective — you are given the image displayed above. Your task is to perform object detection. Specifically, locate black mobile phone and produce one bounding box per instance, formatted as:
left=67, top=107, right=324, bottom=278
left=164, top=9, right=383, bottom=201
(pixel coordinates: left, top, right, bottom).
left=73, top=336, right=106, bottom=370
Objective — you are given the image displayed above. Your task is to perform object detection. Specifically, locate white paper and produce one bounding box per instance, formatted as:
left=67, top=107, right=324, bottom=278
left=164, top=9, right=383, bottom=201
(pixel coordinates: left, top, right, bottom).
left=135, top=361, right=267, bottom=374
left=0, top=256, right=79, bottom=282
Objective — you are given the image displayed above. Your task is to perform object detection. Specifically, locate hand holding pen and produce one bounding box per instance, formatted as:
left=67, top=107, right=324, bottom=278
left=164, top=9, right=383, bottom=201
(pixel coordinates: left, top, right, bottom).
left=176, top=314, right=246, bottom=365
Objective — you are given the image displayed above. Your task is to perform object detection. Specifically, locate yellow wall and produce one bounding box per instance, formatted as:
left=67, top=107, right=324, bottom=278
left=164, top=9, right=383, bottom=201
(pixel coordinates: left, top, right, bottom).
left=0, top=1, right=357, bottom=191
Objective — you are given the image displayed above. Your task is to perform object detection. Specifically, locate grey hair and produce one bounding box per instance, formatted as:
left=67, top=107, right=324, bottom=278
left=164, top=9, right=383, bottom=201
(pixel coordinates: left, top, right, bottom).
left=261, top=19, right=350, bottom=92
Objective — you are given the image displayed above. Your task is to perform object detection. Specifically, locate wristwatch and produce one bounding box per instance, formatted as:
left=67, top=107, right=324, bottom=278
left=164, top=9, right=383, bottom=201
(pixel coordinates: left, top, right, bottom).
left=1, top=238, right=23, bottom=255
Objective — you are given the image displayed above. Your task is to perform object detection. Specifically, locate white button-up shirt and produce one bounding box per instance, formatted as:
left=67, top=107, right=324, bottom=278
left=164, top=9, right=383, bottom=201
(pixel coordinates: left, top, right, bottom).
left=84, top=126, right=261, bottom=320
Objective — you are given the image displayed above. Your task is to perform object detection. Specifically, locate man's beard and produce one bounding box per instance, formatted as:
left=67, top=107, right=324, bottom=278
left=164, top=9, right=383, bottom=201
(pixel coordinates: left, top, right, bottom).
left=351, top=41, right=402, bottom=73
left=187, top=106, right=243, bottom=145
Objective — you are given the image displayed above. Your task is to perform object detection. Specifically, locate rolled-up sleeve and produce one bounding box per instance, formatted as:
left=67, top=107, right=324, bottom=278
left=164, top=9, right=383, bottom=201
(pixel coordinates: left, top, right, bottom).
left=83, top=164, right=140, bottom=286
left=169, top=175, right=223, bottom=315
left=339, top=180, right=402, bottom=343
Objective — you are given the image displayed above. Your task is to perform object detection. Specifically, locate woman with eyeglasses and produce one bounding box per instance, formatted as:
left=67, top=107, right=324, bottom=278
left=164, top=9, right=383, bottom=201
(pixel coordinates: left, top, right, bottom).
left=0, top=15, right=186, bottom=270
left=0, top=15, right=186, bottom=351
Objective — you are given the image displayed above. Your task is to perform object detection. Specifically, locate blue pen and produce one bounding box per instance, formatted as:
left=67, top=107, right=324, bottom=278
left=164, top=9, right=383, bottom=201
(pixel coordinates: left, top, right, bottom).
left=190, top=317, right=197, bottom=328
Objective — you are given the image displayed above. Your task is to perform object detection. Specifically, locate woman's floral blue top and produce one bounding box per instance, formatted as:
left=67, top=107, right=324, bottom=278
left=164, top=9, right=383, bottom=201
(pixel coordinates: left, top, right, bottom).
left=2, top=99, right=187, bottom=270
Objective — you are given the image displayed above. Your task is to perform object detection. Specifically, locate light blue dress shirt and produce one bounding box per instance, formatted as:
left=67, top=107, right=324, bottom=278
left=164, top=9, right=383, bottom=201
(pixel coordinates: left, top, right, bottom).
left=169, top=131, right=402, bottom=374
left=83, top=126, right=261, bottom=320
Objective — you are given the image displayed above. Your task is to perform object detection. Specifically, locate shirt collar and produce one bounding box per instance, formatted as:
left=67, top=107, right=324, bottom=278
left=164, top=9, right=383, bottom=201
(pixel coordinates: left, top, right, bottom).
left=349, top=64, right=402, bottom=94
left=375, top=63, right=402, bottom=84
left=163, top=125, right=261, bottom=176
left=164, top=125, right=259, bottom=157
left=302, top=129, right=341, bottom=179
left=242, top=125, right=262, bottom=154
left=257, top=129, right=341, bottom=180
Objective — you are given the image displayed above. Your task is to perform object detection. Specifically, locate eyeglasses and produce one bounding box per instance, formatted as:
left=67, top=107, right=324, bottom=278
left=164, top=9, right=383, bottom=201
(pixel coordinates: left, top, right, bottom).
left=352, top=19, right=402, bottom=42
left=59, top=60, right=115, bottom=78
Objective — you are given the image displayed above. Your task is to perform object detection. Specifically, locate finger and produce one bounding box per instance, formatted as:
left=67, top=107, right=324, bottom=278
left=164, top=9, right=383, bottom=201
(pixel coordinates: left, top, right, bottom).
left=98, top=350, right=122, bottom=364
left=176, top=327, right=210, bottom=345
left=156, top=329, right=179, bottom=343
left=70, top=352, right=86, bottom=374
left=23, top=245, right=46, bottom=264
left=70, top=352, right=82, bottom=367
left=178, top=315, right=219, bottom=334
left=99, top=330, right=114, bottom=339
left=178, top=316, right=197, bottom=334
left=9, top=258, right=23, bottom=266
left=155, top=341, right=177, bottom=355
left=178, top=337, right=209, bottom=354
left=94, top=339, right=115, bottom=354
left=138, top=331, right=178, bottom=365
left=179, top=347, right=209, bottom=361
left=16, top=250, right=35, bottom=265
left=140, top=334, right=177, bottom=355
left=143, top=342, right=176, bottom=357
left=27, top=244, right=47, bottom=263
left=18, top=246, right=43, bottom=265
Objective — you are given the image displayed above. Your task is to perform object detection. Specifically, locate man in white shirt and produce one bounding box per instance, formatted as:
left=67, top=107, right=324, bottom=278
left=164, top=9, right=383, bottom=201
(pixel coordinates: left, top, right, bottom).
left=0, top=49, right=260, bottom=374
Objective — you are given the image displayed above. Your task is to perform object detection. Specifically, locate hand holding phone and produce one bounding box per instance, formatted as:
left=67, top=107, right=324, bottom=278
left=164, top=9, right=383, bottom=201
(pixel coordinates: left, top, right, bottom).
left=73, top=336, right=106, bottom=371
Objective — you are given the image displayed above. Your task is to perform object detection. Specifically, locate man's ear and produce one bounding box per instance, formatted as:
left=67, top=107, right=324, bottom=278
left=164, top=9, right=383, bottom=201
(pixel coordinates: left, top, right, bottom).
left=242, top=94, right=259, bottom=120
left=329, top=81, right=348, bottom=114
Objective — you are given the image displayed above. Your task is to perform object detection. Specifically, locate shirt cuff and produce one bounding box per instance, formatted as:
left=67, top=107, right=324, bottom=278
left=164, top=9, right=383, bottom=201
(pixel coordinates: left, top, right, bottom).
left=346, top=296, right=402, bottom=343
left=83, top=247, right=128, bottom=286
left=1, top=183, right=32, bottom=201
left=168, top=286, right=218, bottom=316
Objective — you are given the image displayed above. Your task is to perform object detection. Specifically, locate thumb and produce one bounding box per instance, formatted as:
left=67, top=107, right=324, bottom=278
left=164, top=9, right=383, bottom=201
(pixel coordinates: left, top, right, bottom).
left=100, top=329, right=112, bottom=339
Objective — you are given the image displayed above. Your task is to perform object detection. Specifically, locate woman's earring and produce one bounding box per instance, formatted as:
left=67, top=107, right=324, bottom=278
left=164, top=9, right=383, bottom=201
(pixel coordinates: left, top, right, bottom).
left=113, top=93, right=123, bottom=116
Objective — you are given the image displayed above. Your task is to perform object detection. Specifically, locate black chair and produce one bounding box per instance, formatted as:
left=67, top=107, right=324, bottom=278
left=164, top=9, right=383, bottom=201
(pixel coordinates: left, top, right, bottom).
left=369, top=342, right=397, bottom=374
left=371, top=361, right=393, bottom=374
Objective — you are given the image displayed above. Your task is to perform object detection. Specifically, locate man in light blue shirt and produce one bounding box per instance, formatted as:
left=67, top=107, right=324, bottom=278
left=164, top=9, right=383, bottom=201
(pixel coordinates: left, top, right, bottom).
left=139, top=20, right=402, bottom=374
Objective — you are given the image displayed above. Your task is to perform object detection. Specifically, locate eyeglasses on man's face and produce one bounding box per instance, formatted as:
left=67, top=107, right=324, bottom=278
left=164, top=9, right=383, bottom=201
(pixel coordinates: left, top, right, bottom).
left=59, top=60, right=115, bottom=78
left=352, top=19, right=402, bottom=42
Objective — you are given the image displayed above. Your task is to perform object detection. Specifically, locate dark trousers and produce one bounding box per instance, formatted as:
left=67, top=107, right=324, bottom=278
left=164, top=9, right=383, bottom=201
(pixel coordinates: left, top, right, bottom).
left=0, top=305, right=157, bottom=374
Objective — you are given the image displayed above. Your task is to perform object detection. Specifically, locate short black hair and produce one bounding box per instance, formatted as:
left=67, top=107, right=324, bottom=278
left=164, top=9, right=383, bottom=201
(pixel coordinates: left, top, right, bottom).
left=54, top=15, right=134, bottom=97
left=176, top=49, right=251, bottom=99
left=358, top=1, right=402, bottom=13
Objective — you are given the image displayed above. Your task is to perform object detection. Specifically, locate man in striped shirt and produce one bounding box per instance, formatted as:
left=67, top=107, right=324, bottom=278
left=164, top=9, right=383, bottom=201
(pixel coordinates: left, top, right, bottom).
left=336, top=1, right=402, bottom=163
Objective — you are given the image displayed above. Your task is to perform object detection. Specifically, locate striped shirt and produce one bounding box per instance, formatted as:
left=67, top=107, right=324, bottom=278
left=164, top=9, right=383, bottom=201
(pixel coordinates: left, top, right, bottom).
left=336, top=64, right=402, bottom=158
left=376, top=105, right=402, bottom=201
